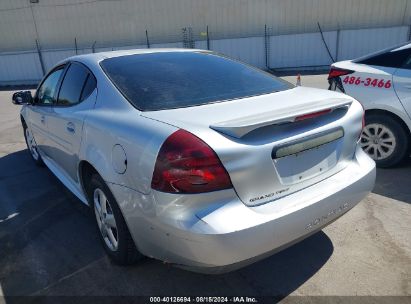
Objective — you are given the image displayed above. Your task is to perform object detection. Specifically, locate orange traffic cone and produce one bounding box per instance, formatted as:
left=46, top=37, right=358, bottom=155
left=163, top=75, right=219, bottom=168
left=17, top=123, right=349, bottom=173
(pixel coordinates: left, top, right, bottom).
left=296, top=74, right=301, bottom=86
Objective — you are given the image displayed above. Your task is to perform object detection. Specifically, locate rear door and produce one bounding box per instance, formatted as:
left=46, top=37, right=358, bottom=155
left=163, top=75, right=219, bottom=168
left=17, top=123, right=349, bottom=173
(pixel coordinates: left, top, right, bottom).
left=47, top=62, right=97, bottom=182
left=28, top=67, right=65, bottom=157
left=393, top=56, right=411, bottom=117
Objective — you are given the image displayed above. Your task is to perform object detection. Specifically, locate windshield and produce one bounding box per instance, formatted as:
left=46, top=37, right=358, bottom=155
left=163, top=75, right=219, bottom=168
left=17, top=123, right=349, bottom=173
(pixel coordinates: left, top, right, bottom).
left=100, top=51, right=292, bottom=111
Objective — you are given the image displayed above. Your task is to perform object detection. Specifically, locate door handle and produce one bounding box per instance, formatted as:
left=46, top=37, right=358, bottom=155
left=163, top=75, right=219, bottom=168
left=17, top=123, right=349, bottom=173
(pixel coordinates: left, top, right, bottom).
left=66, top=122, right=75, bottom=133
left=40, top=115, right=45, bottom=124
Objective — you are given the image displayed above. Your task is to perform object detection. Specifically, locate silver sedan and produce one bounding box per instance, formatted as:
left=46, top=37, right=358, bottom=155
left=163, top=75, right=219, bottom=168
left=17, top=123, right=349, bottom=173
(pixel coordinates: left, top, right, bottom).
left=13, top=49, right=375, bottom=273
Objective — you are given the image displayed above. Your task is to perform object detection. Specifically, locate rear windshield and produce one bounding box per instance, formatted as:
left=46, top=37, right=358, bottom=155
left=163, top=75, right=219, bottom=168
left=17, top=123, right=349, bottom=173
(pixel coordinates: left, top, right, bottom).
left=100, top=52, right=292, bottom=111
left=354, top=42, right=411, bottom=68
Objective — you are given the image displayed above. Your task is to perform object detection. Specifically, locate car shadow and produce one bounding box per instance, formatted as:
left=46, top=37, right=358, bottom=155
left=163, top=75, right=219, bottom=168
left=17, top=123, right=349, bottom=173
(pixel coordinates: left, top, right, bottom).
left=372, top=157, right=411, bottom=205
left=0, top=149, right=333, bottom=299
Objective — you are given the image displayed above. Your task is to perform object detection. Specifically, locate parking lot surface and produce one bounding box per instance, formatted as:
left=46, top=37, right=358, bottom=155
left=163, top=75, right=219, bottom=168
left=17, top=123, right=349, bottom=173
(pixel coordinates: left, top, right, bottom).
left=0, top=75, right=410, bottom=300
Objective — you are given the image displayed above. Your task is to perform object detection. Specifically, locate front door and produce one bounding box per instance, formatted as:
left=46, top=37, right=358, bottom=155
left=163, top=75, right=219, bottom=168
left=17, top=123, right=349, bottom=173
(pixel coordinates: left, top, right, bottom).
left=47, top=62, right=97, bottom=183
left=393, top=66, right=411, bottom=118
left=28, top=67, right=65, bottom=157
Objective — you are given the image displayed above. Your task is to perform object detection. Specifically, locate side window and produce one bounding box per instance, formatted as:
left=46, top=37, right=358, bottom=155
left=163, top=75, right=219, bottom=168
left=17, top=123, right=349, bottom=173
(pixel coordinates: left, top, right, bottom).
left=36, top=68, right=64, bottom=105
left=57, top=63, right=95, bottom=106
left=80, top=73, right=97, bottom=101
left=401, top=55, right=411, bottom=70
left=358, top=49, right=411, bottom=68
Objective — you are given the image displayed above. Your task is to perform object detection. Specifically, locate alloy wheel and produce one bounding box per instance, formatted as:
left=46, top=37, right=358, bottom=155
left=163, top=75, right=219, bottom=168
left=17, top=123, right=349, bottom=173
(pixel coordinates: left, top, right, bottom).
left=360, top=123, right=396, bottom=160
left=25, top=128, right=40, bottom=161
left=94, top=188, right=119, bottom=251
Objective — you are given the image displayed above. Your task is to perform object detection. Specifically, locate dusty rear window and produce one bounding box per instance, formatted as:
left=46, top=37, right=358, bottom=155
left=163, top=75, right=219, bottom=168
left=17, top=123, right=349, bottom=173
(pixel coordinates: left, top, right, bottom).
left=101, top=52, right=292, bottom=111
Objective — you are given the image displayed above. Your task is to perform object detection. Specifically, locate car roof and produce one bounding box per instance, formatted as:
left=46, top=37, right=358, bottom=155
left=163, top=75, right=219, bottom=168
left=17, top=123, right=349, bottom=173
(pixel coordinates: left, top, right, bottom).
left=59, top=48, right=209, bottom=66
left=391, top=42, right=411, bottom=51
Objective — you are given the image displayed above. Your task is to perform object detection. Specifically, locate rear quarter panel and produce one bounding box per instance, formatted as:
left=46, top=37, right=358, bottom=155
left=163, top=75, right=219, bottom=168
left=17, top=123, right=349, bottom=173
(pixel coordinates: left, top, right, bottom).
left=77, top=62, right=177, bottom=196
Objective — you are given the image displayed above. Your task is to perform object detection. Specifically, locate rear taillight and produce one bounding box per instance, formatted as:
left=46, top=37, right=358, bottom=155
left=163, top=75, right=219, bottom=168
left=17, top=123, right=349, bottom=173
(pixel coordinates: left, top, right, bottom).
left=151, top=129, right=233, bottom=193
left=328, top=67, right=354, bottom=79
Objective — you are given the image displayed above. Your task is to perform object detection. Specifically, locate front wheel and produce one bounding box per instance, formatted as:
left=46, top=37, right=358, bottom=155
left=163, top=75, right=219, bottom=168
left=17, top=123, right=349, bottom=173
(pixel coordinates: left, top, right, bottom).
left=88, top=174, right=144, bottom=265
left=23, top=125, right=44, bottom=166
left=360, top=114, right=410, bottom=168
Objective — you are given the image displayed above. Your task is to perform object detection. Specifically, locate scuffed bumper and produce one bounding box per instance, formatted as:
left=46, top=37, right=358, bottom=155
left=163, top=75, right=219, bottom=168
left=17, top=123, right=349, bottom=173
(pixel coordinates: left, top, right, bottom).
left=109, top=146, right=375, bottom=273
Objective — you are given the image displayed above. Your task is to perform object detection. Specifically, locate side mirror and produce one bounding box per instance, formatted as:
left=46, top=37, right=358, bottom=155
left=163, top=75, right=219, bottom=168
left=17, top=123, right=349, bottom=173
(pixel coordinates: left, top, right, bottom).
left=12, top=91, right=33, bottom=105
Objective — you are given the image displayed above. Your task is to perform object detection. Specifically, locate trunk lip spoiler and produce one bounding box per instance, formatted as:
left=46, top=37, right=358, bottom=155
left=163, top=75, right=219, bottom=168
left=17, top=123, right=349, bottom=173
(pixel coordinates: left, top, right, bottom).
left=210, top=98, right=352, bottom=138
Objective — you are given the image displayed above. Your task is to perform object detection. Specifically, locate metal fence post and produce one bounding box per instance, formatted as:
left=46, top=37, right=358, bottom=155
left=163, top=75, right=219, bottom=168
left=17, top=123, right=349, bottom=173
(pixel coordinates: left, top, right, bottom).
left=35, top=39, right=46, bottom=76
left=264, top=24, right=270, bottom=69
left=182, top=28, right=187, bottom=48
left=335, top=28, right=340, bottom=61
left=145, top=30, right=150, bottom=48
left=206, top=25, right=210, bottom=50
left=92, top=41, right=97, bottom=53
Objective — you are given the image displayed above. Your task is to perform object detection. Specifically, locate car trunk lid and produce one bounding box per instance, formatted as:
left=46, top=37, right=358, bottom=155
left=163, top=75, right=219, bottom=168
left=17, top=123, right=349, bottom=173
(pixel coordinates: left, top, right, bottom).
left=143, top=86, right=362, bottom=206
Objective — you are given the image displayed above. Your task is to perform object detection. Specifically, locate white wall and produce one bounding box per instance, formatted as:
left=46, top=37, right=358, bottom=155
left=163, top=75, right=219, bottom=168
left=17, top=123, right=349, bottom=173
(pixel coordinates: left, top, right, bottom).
left=210, top=37, right=266, bottom=69
left=269, top=31, right=337, bottom=69
left=338, top=26, right=410, bottom=60
left=0, top=0, right=410, bottom=52
left=0, top=52, right=43, bottom=85
left=0, top=26, right=409, bottom=85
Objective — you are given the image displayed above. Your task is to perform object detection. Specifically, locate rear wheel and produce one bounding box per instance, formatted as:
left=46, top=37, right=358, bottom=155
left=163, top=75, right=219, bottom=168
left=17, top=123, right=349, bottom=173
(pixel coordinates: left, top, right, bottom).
left=23, top=124, right=44, bottom=166
left=88, top=174, right=144, bottom=265
left=360, top=113, right=410, bottom=168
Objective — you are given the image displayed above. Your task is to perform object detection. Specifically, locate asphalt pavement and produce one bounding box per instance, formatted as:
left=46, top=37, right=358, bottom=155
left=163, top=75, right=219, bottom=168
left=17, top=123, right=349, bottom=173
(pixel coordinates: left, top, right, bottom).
left=0, top=75, right=410, bottom=302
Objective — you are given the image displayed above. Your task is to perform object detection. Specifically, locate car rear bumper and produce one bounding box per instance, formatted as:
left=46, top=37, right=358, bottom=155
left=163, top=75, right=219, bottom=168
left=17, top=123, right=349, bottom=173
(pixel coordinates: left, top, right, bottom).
left=109, top=146, right=375, bottom=273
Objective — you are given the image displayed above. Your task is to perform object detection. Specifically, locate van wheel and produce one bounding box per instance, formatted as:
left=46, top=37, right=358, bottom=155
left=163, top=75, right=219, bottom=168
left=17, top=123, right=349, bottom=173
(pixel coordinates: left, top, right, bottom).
left=88, top=173, right=144, bottom=265
left=360, top=113, right=410, bottom=168
left=23, top=124, right=44, bottom=166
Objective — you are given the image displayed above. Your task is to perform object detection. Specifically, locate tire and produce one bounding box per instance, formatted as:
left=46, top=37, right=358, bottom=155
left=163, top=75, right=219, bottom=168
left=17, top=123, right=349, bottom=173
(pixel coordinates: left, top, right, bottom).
left=361, top=113, right=410, bottom=168
left=88, top=173, right=144, bottom=265
left=23, top=123, right=44, bottom=166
